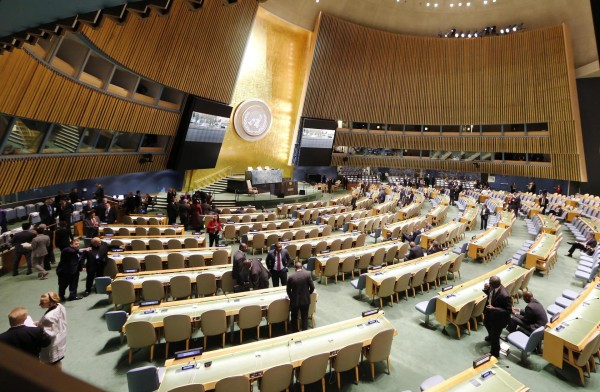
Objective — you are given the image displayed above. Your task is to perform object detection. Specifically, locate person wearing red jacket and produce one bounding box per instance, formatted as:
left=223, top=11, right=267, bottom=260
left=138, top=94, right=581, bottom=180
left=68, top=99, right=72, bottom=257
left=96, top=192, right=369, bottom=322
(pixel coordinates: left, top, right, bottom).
left=206, top=216, right=222, bottom=247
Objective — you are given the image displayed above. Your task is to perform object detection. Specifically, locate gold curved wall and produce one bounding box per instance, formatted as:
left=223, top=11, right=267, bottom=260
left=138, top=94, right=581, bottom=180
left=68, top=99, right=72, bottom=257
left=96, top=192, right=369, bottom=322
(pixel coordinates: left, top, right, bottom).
left=80, top=0, right=258, bottom=104
left=303, top=14, right=586, bottom=181
left=188, top=7, right=312, bottom=185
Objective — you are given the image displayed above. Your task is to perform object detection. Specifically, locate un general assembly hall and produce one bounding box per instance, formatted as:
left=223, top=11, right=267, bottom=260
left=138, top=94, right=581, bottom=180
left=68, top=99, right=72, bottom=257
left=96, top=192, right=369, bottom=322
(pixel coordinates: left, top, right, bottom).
left=2, top=0, right=600, bottom=391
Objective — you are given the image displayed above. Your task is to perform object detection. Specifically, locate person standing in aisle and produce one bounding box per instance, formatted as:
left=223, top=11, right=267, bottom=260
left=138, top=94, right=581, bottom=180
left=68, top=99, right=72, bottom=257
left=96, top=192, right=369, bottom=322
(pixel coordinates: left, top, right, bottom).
left=206, top=216, right=222, bottom=247
left=266, top=242, right=291, bottom=287
left=480, top=204, right=490, bottom=230
left=37, top=292, right=67, bottom=369
left=287, top=262, right=315, bottom=332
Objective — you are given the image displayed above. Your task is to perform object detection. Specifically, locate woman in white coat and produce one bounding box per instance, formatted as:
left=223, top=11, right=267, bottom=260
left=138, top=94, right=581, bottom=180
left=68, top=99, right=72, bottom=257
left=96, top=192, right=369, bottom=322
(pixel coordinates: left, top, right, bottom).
left=37, top=292, right=67, bottom=369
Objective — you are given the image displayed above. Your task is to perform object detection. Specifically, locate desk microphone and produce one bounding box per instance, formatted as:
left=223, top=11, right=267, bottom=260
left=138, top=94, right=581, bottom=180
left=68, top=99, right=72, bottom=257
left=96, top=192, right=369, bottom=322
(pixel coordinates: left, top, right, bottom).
left=496, top=364, right=510, bottom=369
left=583, top=297, right=600, bottom=306
left=561, top=316, right=581, bottom=326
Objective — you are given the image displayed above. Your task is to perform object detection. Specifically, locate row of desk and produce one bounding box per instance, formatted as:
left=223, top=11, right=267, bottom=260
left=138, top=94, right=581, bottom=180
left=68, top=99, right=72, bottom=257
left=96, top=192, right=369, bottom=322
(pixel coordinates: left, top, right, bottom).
left=102, top=235, right=206, bottom=250
left=108, top=247, right=232, bottom=271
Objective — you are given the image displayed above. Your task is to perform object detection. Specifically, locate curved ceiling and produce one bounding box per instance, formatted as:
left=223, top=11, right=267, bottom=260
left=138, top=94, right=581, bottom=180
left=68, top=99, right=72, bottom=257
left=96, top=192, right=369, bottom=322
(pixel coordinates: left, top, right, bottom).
left=262, top=0, right=597, bottom=73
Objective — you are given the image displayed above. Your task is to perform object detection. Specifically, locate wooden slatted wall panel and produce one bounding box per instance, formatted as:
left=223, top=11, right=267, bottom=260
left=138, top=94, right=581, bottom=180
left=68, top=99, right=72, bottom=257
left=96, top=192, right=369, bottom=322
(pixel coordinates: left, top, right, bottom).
left=305, top=15, right=584, bottom=181
left=80, top=0, right=258, bottom=104
left=0, top=154, right=168, bottom=195
left=0, top=49, right=179, bottom=135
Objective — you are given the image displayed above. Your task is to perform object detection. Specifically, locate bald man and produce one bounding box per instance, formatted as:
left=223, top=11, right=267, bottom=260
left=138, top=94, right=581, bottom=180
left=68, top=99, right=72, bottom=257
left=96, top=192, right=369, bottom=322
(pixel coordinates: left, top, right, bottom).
left=506, top=291, right=548, bottom=335
left=0, top=307, right=50, bottom=358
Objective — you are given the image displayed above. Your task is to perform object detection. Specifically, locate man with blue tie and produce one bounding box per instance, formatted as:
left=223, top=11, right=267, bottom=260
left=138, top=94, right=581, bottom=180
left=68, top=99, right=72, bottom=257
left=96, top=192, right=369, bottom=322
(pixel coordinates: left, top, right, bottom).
left=266, top=242, right=291, bottom=287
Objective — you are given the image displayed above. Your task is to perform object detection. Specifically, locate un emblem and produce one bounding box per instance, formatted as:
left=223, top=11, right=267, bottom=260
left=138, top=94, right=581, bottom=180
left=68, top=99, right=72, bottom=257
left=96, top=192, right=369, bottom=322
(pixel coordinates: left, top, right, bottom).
left=234, top=99, right=272, bottom=142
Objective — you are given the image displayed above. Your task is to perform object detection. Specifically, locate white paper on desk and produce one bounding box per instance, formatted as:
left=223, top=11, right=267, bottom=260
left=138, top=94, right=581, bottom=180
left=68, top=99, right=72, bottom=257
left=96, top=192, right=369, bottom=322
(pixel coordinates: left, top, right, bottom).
left=24, top=315, right=36, bottom=327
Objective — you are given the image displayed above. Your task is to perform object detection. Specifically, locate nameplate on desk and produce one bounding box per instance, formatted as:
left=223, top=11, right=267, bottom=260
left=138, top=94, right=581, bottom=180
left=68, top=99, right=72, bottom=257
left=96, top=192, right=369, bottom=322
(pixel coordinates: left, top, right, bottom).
left=104, top=233, right=114, bottom=237
left=175, top=348, right=203, bottom=360
left=217, top=244, right=226, bottom=247
left=362, top=308, right=379, bottom=317
left=112, top=248, right=123, bottom=252
left=369, top=265, right=383, bottom=271
left=181, top=365, right=194, bottom=371
left=227, top=221, right=234, bottom=224
left=143, top=310, right=155, bottom=314
left=321, top=250, right=330, bottom=254
left=157, top=213, right=164, bottom=216
left=367, top=319, right=380, bottom=325
left=281, top=238, right=290, bottom=242
left=480, top=370, right=495, bottom=379
left=352, top=229, right=358, bottom=233
left=173, top=225, right=179, bottom=228
left=472, top=353, right=492, bottom=368
left=391, top=237, right=398, bottom=241
left=250, top=371, right=263, bottom=378
left=555, top=324, right=566, bottom=332
left=124, top=269, right=138, bottom=273
left=442, top=285, right=454, bottom=292
left=140, top=300, right=160, bottom=307
left=250, top=230, right=259, bottom=232
left=125, top=276, right=134, bottom=280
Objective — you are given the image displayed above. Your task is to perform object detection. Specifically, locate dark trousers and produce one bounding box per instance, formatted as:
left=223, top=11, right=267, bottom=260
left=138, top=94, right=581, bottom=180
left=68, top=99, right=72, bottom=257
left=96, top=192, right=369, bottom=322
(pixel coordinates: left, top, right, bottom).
left=480, top=216, right=488, bottom=230
left=85, top=263, right=105, bottom=292
left=567, top=243, right=586, bottom=256
left=270, top=269, right=287, bottom=287
left=291, top=304, right=310, bottom=332
left=58, top=272, right=80, bottom=300
left=209, top=233, right=219, bottom=247
left=484, top=318, right=508, bottom=358
left=13, top=250, right=32, bottom=274
left=506, top=316, right=533, bottom=335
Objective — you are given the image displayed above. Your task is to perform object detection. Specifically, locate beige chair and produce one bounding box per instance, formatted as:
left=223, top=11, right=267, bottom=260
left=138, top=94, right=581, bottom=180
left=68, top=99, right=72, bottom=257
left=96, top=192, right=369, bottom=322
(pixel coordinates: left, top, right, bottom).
left=196, top=273, right=217, bottom=297
left=377, top=276, right=396, bottom=308
left=201, top=309, right=227, bottom=350
left=410, top=268, right=427, bottom=296
left=184, top=237, right=199, bottom=248
left=220, top=270, right=234, bottom=294
left=333, top=342, right=362, bottom=389
left=342, top=237, right=353, bottom=250
left=267, top=298, right=289, bottom=337
left=144, top=254, right=164, bottom=271
left=424, top=262, right=441, bottom=291
left=189, top=254, right=205, bottom=267
left=363, top=328, right=394, bottom=380
left=356, top=253, right=371, bottom=274
left=164, top=228, right=176, bottom=235
left=110, top=239, right=124, bottom=247
left=298, top=243, right=312, bottom=261
left=437, top=260, right=452, bottom=285
left=314, top=241, right=327, bottom=255
left=308, top=228, right=319, bottom=238
left=167, top=384, right=205, bottom=392
left=122, top=216, right=133, bottom=224
left=296, top=352, right=329, bottom=392
left=292, top=219, right=302, bottom=228
left=470, top=298, right=487, bottom=331
left=148, top=227, right=161, bottom=236
left=563, top=331, right=600, bottom=385
left=163, top=314, right=192, bottom=358
left=394, top=273, right=412, bottom=302
left=215, top=375, right=250, bottom=392
left=255, top=214, right=266, bottom=223
left=260, top=363, right=293, bottom=392
left=339, top=255, right=355, bottom=281
left=520, top=267, right=535, bottom=292
left=281, top=231, right=293, bottom=241
left=251, top=233, right=266, bottom=255
left=448, top=300, right=476, bottom=339
left=321, top=225, right=333, bottom=236
left=308, top=292, right=318, bottom=328
left=111, top=280, right=136, bottom=310
left=141, top=280, right=165, bottom=302
left=103, top=227, right=115, bottom=235
left=169, top=276, right=192, bottom=300
left=320, top=256, right=340, bottom=285
left=135, top=227, right=148, bottom=236
left=122, top=257, right=141, bottom=272
left=385, top=245, right=398, bottom=265
left=285, top=244, right=297, bottom=262
left=279, top=221, right=290, bottom=230
left=371, top=248, right=386, bottom=266
left=104, top=259, right=119, bottom=279
left=223, top=225, right=237, bottom=244
left=449, top=253, right=464, bottom=281
left=125, top=321, right=156, bottom=364
left=167, top=239, right=182, bottom=250
left=148, top=239, right=163, bottom=250
left=167, top=253, right=185, bottom=270
left=294, top=229, right=306, bottom=240
left=237, top=304, right=262, bottom=343
left=266, top=233, right=279, bottom=249
left=148, top=217, right=159, bottom=225
left=118, top=228, right=130, bottom=236
left=130, top=239, right=146, bottom=251
left=212, top=249, right=229, bottom=265
left=329, top=239, right=342, bottom=252
left=136, top=217, right=147, bottom=225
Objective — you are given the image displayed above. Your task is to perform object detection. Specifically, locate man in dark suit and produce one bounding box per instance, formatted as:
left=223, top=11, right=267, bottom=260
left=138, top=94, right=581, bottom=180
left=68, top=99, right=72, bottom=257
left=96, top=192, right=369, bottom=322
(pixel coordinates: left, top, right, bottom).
left=506, top=291, right=548, bottom=335
left=104, top=202, right=117, bottom=224
left=232, top=243, right=248, bottom=286
left=0, top=307, right=50, bottom=358
left=287, top=262, right=315, bottom=331
left=427, top=240, right=443, bottom=255
left=38, top=199, right=56, bottom=226
left=480, top=205, right=490, bottom=230
left=405, top=241, right=424, bottom=261
left=11, top=223, right=36, bottom=276
left=567, top=232, right=597, bottom=257
left=83, top=237, right=109, bottom=296
left=56, top=239, right=85, bottom=301
left=0, top=204, right=7, bottom=234
left=266, top=242, right=291, bottom=287
left=242, top=258, right=270, bottom=290
left=483, top=276, right=513, bottom=358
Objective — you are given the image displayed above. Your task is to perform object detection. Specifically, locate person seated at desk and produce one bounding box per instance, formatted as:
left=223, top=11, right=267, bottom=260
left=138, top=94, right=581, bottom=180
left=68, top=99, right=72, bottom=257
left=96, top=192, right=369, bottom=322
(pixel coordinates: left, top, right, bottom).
left=406, top=241, right=424, bottom=261
left=567, top=232, right=597, bottom=257
left=547, top=205, right=564, bottom=217
left=427, top=240, right=443, bottom=255
left=506, top=291, right=547, bottom=335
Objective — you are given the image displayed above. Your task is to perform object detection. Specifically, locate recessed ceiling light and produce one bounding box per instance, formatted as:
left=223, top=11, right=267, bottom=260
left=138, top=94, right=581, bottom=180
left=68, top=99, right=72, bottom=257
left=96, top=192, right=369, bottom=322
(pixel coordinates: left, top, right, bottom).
left=484, top=0, right=488, bottom=4
left=434, top=3, right=438, bottom=7
left=467, top=2, right=471, bottom=5
left=450, top=3, right=454, bottom=7
left=426, top=2, right=430, bottom=5
left=458, top=2, right=462, bottom=6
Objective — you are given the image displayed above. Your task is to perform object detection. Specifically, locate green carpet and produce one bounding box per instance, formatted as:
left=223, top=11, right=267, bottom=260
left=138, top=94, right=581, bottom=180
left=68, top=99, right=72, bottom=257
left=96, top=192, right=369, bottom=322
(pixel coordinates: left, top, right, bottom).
left=0, top=196, right=597, bottom=391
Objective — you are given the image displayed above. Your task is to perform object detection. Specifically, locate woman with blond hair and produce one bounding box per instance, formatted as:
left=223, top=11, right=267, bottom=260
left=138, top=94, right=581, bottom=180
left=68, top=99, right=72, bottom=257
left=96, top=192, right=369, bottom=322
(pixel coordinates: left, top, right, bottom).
left=37, top=292, right=67, bottom=369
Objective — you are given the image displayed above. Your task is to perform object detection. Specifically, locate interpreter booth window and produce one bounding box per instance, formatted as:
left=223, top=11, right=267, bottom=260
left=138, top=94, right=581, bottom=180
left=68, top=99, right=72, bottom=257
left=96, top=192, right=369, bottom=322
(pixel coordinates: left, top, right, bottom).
left=140, top=134, right=169, bottom=153
left=79, top=129, right=113, bottom=152
left=42, top=124, right=84, bottom=154
left=3, top=118, right=48, bottom=154
left=111, top=132, right=142, bottom=152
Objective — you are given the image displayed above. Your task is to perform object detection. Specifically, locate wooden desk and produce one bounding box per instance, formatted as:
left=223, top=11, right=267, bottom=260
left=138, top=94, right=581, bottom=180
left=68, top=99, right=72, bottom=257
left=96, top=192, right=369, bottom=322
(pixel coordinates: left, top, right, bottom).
left=107, top=264, right=233, bottom=291
left=99, top=225, right=184, bottom=236
left=435, top=194, right=450, bottom=206
left=296, top=206, right=346, bottom=221
left=435, top=264, right=528, bottom=326
left=543, top=278, right=600, bottom=368
left=158, top=313, right=396, bottom=392
left=426, top=357, right=529, bottom=392
left=420, top=221, right=463, bottom=249
left=381, top=216, right=428, bottom=239
left=214, top=213, right=272, bottom=224
left=496, top=211, right=515, bottom=230
left=427, top=204, right=448, bottom=225
left=467, top=227, right=506, bottom=259
left=281, top=232, right=361, bottom=250
left=396, top=198, right=424, bottom=220
left=534, top=214, right=559, bottom=234
left=486, top=198, right=504, bottom=213
left=566, top=199, right=579, bottom=208
left=578, top=217, right=600, bottom=241
left=246, top=225, right=328, bottom=245
left=313, top=240, right=404, bottom=276
left=128, top=214, right=167, bottom=225
left=348, top=212, right=395, bottom=232
left=108, top=247, right=232, bottom=270
left=372, top=199, right=398, bottom=215
left=365, top=252, right=459, bottom=300
left=566, top=210, right=580, bottom=223
left=125, top=287, right=288, bottom=330
left=102, top=235, right=206, bottom=250
left=524, top=233, right=557, bottom=270
left=460, top=207, right=479, bottom=231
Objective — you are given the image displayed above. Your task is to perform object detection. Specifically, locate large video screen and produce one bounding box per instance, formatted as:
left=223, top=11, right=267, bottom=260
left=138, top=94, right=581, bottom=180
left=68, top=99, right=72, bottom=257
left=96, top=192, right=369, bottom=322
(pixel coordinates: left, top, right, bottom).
left=299, top=128, right=335, bottom=148
left=169, top=96, right=233, bottom=170
left=297, top=118, right=337, bottom=166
